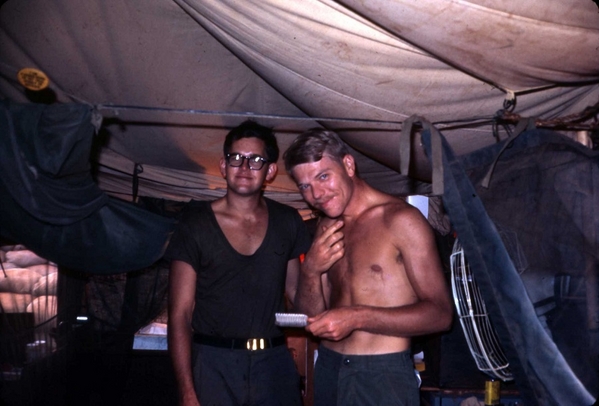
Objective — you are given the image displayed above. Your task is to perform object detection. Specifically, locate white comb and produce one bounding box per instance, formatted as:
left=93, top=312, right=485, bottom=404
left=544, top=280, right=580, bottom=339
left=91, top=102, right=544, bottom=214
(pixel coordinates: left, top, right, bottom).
left=275, top=313, right=308, bottom=327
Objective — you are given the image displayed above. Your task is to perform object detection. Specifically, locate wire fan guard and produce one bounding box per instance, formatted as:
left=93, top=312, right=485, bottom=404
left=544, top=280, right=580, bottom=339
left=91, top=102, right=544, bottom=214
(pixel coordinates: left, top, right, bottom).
left=450, top=238, right=513, bottom=381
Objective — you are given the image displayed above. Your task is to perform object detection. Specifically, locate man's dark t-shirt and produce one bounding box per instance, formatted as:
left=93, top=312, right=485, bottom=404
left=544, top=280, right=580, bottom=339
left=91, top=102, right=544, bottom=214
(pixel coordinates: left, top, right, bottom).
left=165, top=198, right=311, bottom=339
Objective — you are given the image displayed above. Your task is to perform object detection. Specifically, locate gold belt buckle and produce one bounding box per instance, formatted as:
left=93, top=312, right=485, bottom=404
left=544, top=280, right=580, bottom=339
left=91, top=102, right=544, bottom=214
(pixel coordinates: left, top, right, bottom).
left=246, top=338, right=265, bottom=351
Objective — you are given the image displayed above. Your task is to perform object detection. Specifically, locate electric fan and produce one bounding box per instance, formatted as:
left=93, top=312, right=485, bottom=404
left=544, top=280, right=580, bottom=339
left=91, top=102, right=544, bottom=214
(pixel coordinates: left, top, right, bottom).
left=450, top=238, right=513, bottom=381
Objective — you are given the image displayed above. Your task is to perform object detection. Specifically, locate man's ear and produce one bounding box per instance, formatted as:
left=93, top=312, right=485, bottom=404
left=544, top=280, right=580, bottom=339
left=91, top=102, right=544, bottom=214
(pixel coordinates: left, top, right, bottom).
left=343, top=154, right=356, bottom=177
left=219, top=157, right=227, bottom=178
left=265, top=162, right=278, bottom=183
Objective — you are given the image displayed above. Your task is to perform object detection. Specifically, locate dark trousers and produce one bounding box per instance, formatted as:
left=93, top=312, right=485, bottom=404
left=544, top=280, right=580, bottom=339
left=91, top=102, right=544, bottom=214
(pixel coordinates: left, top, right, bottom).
left=192, top=342, right=302, bottom=406
left=314, top=345, right=420, bottom=406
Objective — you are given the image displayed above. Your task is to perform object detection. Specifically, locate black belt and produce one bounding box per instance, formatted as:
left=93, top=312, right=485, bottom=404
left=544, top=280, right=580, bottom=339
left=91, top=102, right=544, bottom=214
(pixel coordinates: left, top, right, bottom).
left=193, top=334, right=286, bottom=351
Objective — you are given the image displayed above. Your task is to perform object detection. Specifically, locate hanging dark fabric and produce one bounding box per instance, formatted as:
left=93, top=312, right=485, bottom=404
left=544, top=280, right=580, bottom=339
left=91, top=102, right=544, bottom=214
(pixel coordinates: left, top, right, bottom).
left=0, top=100, right=175, bottom=274
left=420, top=123, right=597, bottom=406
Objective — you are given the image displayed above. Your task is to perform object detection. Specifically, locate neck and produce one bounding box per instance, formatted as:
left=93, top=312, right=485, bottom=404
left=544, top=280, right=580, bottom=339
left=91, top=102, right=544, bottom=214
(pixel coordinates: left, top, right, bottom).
left=340, top=178, right=377, bottom=221
left=222, top=191, right=265, bottom=214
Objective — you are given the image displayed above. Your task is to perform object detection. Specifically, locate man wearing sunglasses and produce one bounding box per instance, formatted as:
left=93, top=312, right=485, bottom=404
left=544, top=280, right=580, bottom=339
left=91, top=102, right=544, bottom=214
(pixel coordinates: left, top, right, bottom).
left=166, top=120, right=311, bottom=406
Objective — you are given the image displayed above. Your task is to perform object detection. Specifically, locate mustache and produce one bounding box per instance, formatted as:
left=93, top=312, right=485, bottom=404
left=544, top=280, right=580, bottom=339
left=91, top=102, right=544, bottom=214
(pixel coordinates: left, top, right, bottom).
left=312, top=195, right=333, bottom=206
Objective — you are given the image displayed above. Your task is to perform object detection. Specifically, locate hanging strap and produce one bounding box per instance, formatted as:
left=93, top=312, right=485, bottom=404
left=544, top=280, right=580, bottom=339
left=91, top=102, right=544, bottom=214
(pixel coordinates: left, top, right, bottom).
left=132, top=163, right=143, bottom=202
left=401, top=115, right=445, bottom=195
left=481, top=117, right=536, bottom=188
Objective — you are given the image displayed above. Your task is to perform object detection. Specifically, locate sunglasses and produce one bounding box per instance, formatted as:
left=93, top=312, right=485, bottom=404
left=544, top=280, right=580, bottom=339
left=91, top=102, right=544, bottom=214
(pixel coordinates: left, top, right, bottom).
left=225, top=153, right=269, bottom=170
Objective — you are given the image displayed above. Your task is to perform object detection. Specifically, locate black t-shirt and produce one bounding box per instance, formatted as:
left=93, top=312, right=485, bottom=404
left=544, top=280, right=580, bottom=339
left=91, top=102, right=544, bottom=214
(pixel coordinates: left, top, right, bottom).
left=165, top=198, right=311, bottom=339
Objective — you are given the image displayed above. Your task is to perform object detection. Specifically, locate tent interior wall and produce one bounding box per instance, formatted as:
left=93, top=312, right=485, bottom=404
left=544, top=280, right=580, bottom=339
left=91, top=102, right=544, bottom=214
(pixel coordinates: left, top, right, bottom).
left=1, top=1, right=598, bottom=405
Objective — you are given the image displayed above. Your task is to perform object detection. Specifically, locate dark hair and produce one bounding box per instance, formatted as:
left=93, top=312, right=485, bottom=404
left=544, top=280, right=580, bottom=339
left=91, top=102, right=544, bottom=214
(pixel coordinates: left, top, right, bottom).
left=223, top=120, right=279, bottom=163
left=283, top=128, right=350, bottom=172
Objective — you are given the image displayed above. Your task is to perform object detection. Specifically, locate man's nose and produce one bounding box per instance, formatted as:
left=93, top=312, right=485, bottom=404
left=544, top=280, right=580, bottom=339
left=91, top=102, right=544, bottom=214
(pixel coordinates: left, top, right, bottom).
left=239, top=158, right=252, bottom=170
left=311, top=184, right=324, bottom=200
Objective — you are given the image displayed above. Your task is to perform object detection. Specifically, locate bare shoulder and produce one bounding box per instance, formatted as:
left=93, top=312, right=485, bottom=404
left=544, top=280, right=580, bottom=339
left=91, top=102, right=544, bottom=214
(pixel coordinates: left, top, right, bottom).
left=373, top=195, right=423, bottom=223
left=374, top=196, right=434, bottom=241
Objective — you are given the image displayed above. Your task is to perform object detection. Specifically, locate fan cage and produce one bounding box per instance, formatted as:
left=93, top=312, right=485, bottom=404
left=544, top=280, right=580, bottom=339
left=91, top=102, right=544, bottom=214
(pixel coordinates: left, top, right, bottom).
left=450, top=239, right=513, bottom=382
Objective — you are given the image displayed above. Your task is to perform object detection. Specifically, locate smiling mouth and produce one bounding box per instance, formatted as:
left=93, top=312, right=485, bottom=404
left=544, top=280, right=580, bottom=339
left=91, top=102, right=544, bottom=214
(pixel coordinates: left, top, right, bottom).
left=315, top=197, right=333, bottom=209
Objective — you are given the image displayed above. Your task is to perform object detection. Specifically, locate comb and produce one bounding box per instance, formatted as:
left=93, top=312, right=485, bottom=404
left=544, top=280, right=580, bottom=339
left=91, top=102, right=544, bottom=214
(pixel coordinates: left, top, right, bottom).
left=275, top=313, right=308, bottom=327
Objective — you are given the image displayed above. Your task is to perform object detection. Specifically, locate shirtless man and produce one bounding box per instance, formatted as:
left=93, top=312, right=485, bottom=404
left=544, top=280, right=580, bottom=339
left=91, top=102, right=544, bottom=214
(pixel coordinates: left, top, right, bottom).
left=283, top=129, right=453, bottom=406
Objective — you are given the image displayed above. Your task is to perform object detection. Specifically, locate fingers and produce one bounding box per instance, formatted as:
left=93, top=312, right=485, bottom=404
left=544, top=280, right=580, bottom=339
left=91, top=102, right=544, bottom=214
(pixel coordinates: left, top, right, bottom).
left=306, top=311, right=347, bottom=341
left=305, top=313, right=325, bottom=335
left=318, top=220, right=344, bottom=239
left=304, top=220, right=345, bottom=274
left=307, top=312, right=325, bottom=324
left=318, top=220, right=345, bottom=253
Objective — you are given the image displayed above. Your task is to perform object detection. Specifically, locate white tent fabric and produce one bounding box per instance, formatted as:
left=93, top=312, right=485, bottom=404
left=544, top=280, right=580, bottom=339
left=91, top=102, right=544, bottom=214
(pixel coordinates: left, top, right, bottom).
left=1, top=0, right=598, bottom=210
left=1, top=1, right=599, bottom=405
left=342, top=0, right=599, bottom=90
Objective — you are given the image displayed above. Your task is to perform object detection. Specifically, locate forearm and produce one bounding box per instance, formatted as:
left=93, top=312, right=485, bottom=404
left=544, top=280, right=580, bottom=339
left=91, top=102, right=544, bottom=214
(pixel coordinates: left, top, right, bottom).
left=294, top=272, right=327, bottom=316
left=167, top=260, right=200, bottom=405
left=350, top=301, right=453, bottom=337
left=168, top=319, right=197, bottom=401
left=294, top=219, right=342, bottom=315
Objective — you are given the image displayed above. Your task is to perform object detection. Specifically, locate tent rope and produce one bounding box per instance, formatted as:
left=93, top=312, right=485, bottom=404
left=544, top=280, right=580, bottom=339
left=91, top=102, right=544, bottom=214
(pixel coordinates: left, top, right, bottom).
left=495, top=99, right=599, bottom=131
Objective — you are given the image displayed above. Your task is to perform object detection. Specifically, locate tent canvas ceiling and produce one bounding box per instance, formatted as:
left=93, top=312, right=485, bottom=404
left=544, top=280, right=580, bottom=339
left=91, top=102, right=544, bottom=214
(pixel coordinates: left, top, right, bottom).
left=1, top=0, right=598, bottom=210
left=1, top=1, right=599, bottom=405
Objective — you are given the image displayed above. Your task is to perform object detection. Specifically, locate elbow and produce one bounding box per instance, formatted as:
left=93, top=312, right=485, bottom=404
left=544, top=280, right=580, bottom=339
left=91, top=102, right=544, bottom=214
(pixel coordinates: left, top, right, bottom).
left=438, top=306, right=454, bottom=332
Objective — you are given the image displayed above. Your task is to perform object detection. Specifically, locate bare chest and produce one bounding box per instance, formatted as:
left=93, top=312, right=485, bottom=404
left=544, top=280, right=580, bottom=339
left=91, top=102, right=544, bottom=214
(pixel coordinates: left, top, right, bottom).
left=328, top=220, right=415, bottom=306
